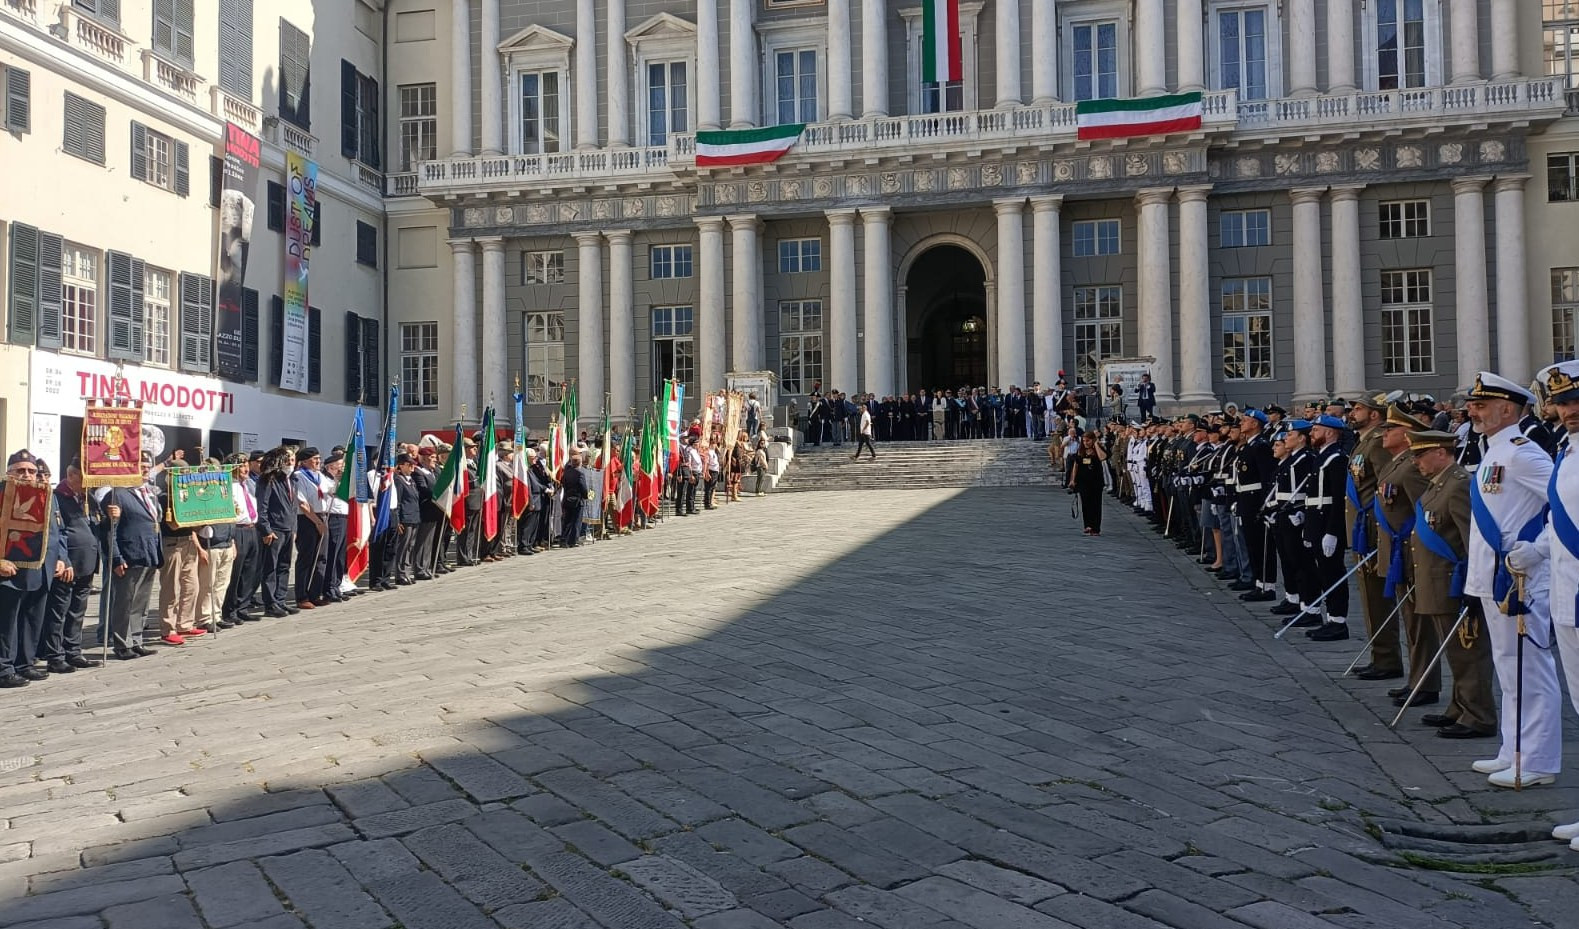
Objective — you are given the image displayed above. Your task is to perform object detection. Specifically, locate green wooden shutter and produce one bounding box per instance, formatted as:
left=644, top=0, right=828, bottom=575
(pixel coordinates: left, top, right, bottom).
left=344, top=311, right=363, bottom=403
left=308, top=305, right=322, bottom=394
left=218, top=0, right=253, bottom=100
left=34, top=232, right=62, bottom=349
left=240, top=287, right=260, bottom=382
left=130, top=121, right=148, bottom=181
left=361, top=316, right=380, bottom=406
left=178, top=271, right=214, bottom=372
left=269, top=295, right=283, bottom=387
left=3, top=66, right=29, bottom=133
left=174, top=139, right=190, bottom=197
left=5, top=222, right=37, bottom=345
left=341, top=59, right=359, bottom=159
left=106, top=250, right=145, bottom=361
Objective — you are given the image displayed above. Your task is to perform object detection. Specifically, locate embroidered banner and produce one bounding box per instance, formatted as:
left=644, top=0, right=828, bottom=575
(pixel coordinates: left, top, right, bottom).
left=81, top=402, right=144, bottom=488
left=1, top=479, right=52, bottom=569
left=165, top=465, right=238, bottom=528
left=280, top=151, right=317, bottom=393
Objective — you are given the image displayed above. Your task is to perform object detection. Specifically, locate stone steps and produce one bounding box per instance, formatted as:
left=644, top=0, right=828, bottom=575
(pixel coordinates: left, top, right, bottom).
left=773, top=439, right=1062, bottom=492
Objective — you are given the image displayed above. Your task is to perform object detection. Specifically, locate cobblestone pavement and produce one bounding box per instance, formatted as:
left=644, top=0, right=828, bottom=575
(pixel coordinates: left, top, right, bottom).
left=2, top=488, right=1577, bottom=929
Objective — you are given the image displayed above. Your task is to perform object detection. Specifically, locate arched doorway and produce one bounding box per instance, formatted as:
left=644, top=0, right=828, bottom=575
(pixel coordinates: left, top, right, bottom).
left=903, top=244, right=989, bottom=392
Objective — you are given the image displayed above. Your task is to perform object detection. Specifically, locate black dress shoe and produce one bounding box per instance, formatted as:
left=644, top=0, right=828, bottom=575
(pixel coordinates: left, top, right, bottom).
left=1387, top=686, right=1411, bottom=698
left=1239, top=589, right=1276, bottom=602
left=1307, top=623, right=1350, bottom=641
left=1356, top=667, right=1404, bottom=681
left=113, top=647, right=141, bottom=661
left=67, top=655, right=102, bottom=669
left=1292, top=613, right=1324, bottom=628
left=1228, top=581, right=1256, bottom=592
left=1420, top=714, right=1457, bottom=728
left=1269, top=602, right=1301, bottom=616
left=1215, top=570, right=1238, bottom=581
left=19, top=668, right=48, bottom=681
left=0, top=672, right=28, bottom=688
left=1437, top=723, right=1495, bottom=739
left=265, top=607, right=290, bottom=618
left=1393, top=690, right=1438, bottom=708
left=46, top=660, right=76, bottom=674
left=284, top=605, right=301, bottom=615
left=131, top=645, right=157, bottom=657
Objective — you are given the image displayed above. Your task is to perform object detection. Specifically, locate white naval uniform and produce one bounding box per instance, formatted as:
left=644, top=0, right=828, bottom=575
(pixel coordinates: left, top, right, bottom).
left=1529, top=438, right=1579, bottom=721
left=1466, top=424, right=1560, bottom=775
left=1129, top=438, right=1152, bottom=512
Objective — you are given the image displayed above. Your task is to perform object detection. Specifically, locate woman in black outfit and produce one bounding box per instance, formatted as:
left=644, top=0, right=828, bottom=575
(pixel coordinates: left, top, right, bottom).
left=1067, top=431, right=1108, bottom=536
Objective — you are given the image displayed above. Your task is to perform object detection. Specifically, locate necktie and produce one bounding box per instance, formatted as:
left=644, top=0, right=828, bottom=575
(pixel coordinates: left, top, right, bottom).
left=243, top=485, right=257, bottom=521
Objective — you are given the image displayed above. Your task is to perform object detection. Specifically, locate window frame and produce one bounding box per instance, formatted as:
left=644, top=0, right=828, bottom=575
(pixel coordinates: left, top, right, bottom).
left=143, top=265, right=173, bottom=367
left=1071, top=218, right=1121, bottom=257
left=1208, top=1, right=1281, bottom=100
left=1551, top=266, right=1579, bottom=360
left=1548, top=152, right=1579, bottom=202
left=651, top=304, right=696, bottom=396
left=758, top=19, right=826, bottom=126
left=278, top=19, right=312, bottom=131
left=151, top=0, right=197, bottom=70
left=1379, top=268, right=1435, bottom=375
left=1219, top=208, right=1272, bottom=247
left=899, top=2, right=984, bottom=115
left=400, top=320, right=441, bottom=409
left=1544, top=2, right=1579, bottom=89
left=1362, top=0, right=1441, bottom=91
left=649, top=243, right=694, bottom=280
left=523, top=249, right=565, bottom=285
left=398, top=82, right=438, bottom=172
left=1220, top=276, right=1274, bottom=381
left=778, top=299, right=823, bottom=396
left=525, top=310, right=567, bottom=404
left=502, top=26, right=575, bottom=154
left=1071, top=284, right=1124, bottom=386
left=1379, top=199, right=1431, bottom=239
left=61, top=242, right=100, bottom=357
left=1061, top=1, right=1129, bottom=102
left=777, top=237, right=822, bottom=274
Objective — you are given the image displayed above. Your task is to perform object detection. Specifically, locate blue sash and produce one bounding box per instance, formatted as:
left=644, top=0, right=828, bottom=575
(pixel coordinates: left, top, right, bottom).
left=1413, top=500, right=1466, bottom=598
left=1468, top=474, right=1548, bottom=615
left=1346, top=473, right=1371, bottom=555
left=1373, top=494, right=1415, bottom=599
left=1549, top=451, right=1579, bottom=624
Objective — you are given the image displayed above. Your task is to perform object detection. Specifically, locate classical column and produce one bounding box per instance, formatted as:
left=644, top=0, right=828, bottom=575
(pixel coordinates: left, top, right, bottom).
left=995, top=0, right=1022, bottom=106
left=1453, top=177, right=1491, bottom=388
left=1494, top=176, right=1530, bottom=381
left=450, top=0, right=472, bottom=156
left=1030, top=196, right=1062, bottom=383
left=729, top=0, right=757, bottom=127
left=1135, top=0, right=1166, bottom=96
left=829, top=0, right=852, bottom=120
left=576, top=0, right=598, bottom=147
left=994, top=199, right=1027, bottom=387
left=480, top=237, right=508, bottom=409
left=827, top=209, right=859, bottom=392
left=1491, top=0, right=1519, bottom=80
left=1288, top=0, right=1316, bottom=95
left=606, top=230, right=635, bottom=417
left=1449, top=0, right=1480, bottom=84
left=1327, top=0, right=1356, bottom=93
left=450, top=239, right=478, bottom=415
left=1290, top=189, right=1327, bottom=402
left=730, top=215, right=764, bottom=373
left=697, top=0, right=721, bottom=129
left=861, top=0, right=888, bottom=117
left=1329, top=187, right=1365, bottom=399
left=606, top=0, right=629, bottom=146
left=574, top=232, right=605, bottom=406
left=861, top=207, right=894, bottom=395
left=480, top=0, right=501, bottom=153
left=1176, top=187, right=1213, bottom=405
left=697, top=217, right=728, bottom=393
left=1030, top=0, right=1057, bottom=103
left=1177, top=0, right=1204, bottom=92
left=1135, top=189, right=1175, bottom=402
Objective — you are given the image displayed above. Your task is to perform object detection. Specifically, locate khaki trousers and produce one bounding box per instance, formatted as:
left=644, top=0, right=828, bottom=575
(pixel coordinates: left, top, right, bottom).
left=1357, top=562, right=1402, bottom=673
left=1428, top=608, right=1497, bottom=733
left=1400, top=597, right=1441, bottom=695
left=158, top=536, right=201, bottom=636
left=196, top=544, right=235, bottom=628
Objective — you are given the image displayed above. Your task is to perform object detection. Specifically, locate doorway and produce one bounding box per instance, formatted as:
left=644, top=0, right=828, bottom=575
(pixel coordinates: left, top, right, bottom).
left=904, top=244, right=989, bottom=392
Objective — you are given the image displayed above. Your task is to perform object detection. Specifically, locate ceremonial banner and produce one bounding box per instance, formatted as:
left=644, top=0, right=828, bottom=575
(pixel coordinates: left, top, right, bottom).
left=280, top=151, right=317, bottom=393
left=724, top=391, right=744, bottom=448
left=1076, top=92, right=1204, bottom=141
left=215, top=123, right=261, bottom=381
left=81, top=403, right=144, bottom=488
left=337, top=407, right=373, bottom=583
left=511, top=391, right=530, bottom=519
left=478, top=406, right=499, bottom=541
left=583, top=468, right=605, bottom=523
left=0, top=479, right=52, bottom=569
left=165, top=465, right=237, bottom=527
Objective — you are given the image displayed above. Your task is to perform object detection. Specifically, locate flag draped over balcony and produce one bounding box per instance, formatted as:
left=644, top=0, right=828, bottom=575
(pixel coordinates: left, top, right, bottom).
left=921, top=0, right=962, bottom=84
left=1075, top=91, right=1204, bottom=141
left=695, top=124, right=806, bottom=167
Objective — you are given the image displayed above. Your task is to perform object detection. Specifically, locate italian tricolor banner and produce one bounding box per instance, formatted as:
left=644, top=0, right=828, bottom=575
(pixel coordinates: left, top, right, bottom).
left=695, top=124, right=805, bottom=167
left=921, top=0, right=962, bottom=84
left=432, top=421, right=469, bottom=532
left=1075, top=91, right=1203, bottom=141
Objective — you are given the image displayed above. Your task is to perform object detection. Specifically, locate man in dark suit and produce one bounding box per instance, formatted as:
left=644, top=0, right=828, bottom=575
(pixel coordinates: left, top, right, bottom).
left=100, top=452, right=164, bottom=658
left=223, top=452, right=262, bottom=623
left=390, top=454, right=422, bottom=584
left=1, top=451, right=70, bottom=686
left=559, top=452, right=589, bottom=547
left=456, top=437, right=483, bottom=565
left=413, top=445, right=442, bottom=576
left=39, top=461, right=104, bottom=672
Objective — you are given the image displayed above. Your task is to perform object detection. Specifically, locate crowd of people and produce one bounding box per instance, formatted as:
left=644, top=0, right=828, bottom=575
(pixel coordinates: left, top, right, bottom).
left=0, top=419, right=775, bottom=682
left=796, top=375, right=1106, bottom=446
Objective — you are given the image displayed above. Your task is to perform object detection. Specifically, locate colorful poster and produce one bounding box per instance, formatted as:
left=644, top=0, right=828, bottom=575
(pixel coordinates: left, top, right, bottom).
left=81, top=403, right=144, bottom=487
left=215, top=123, right=261, bottom=381
left=0, top=479, right=52, bottom=569
left=280, top=151, right=317, bottom=393
left=165, top=465, right=238, bottom=527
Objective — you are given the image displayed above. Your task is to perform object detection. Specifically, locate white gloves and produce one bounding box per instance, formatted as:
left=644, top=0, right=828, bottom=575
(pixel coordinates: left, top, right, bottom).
left=1322, top=534, right=1337, bottom=558
left=1506, top=540, right=1543, bottom=575
left=1288, top=510, right=1305, bottom=527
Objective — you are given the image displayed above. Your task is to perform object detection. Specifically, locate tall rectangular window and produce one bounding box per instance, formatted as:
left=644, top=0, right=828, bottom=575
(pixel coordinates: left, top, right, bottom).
left=399, top=84, right=437, bottom=171
left=279, top=20, right=311, bottom=130
left=523, top=250, right=564, bottom=285
left=341, top=64, right=381, bottom=168
left=1071, top=21, right=1119, bottom=101
left=652, top=305, right=695, bottom=394
left=650, top=244, right=694, bottom=279
left=1072, top=285, right=1122, bottom=386
left=1379, top=199, right=1430, bottom=238
left=1376, top=0, right=1426, bottom=90
left=777, top=238, right=821, bottom=273
left=1549, top=153, right=1579, bottom=202
left=1553, top=267, right=1579, bottom=360
left=519, top=71, right=562, bottom=154
left=218, top=0, right=254, bottom=100
left=779, top=300, right=823, bottom=395
left=647, top=61, right=688, bottom=146
left=1218, top=7, right=1268, bottom=100
left=525, top=311, right=566, bottom=403
left=62, top=244, right=98, bottom=355
left=1546, top=2, right=1579, bottom=88
left=1071, top=219, right=1121, bottom=257
left=144, top=267, right=172, bottom=366
left=400, top=322, right=440, bottom=409
left=775, top=49, right=818, bottom=124
left=152, top=0, right=196, bottom=68
left=1380, top=269, right=1434, bottom=375
left=1220, top=208, right=1271, bottom=247
left=1221, top=277, right=1273, bottom=380
left=62, top=92, right=106, bottom=164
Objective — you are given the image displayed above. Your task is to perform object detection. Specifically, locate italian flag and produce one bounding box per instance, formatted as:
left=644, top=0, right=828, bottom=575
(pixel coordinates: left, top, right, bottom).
left=637, top=410, right=661, bottom=516
left=478, top=406, right=499, bottom=541
left=336, top=407, right=371, bottom=583
left=616, top=433, right=635, bottom=529
left=432, top=421, right=469, bottom=532
left=662, top=380, right=684, bottom=473
left=511, top=436, right=531, bottom=519
left=921, top=0, right=962, bottom=84
left=695, top=124, right=805, bottom=168
left=1075, top=91, right=1204, bottom=141
left=549, top=419, right=570, bottom=480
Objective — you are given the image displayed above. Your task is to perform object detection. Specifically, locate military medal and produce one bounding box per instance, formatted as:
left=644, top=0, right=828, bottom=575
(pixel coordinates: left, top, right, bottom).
left=1481, top=465, right=1504, bottom=494
left=1425, top=508, right=1439, bottom=528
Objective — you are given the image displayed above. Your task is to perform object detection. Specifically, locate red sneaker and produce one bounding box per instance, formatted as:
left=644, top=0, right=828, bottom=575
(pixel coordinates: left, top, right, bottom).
left=186, top=627, right=208, bottom=637
left=160, top=634, right=186, bottom=646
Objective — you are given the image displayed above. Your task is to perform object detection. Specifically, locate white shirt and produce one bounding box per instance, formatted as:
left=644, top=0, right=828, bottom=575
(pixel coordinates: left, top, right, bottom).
left=293, top=468, right=330, bottom=514
left=1465, top=423, right=1552, bottom=599
left=233, top=480, right=257, bottom=525
left=859, top=409, right=873, bottom=437
left=1535, top=440, right=1577, bottom=626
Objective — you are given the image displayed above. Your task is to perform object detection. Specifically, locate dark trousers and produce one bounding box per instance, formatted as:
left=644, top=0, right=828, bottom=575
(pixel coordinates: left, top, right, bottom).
left=457, top=509, right=482, bottom=563
left=104, top=564, right=156, bottom=648
left=294, top=515, right=327, bottom=603
left=261, top=530, right=295, bottom=610
left=1079, top=484, right=1104, bottom=533
left=1, top=586, right=47, bottom=673
left=390, top=524, right=417, bottom=580
left=703, top=477, right=717, bottom=508
left=1274, top=525, right=1307, bottom=603
left=518, top=511, right=538, bottom=552
left=414, top=519, right=440, bottom=575
left=323, top=513, right=348, bottom=596
left=41, top=573, right=94, bottom=661
left=854, top=435, right=877, bottom=459
left=1240, top=507, right=1275, bottom=584
left=1310, top=547, right=1349, bottom=619
left=225, top=526, right=260, bottom=616
left=560, top=500, right=584, bottom=546
left=681, top=476, right=698, bottom=514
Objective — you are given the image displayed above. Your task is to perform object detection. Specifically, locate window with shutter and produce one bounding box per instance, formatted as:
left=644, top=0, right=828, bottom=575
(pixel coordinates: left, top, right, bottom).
left=178, top=272, right=214, bottom=372
left=279, top=20, right=312, bottom=131
left=209, top=155, right=222, bottom=208
left=73, top=0, right=120, bottom=26
left=35, top=233, right=64, bottom=350
left=218, top=0, right=254, bottom=100
left=308, top=306, right=322, bottom=394
left=267, top=180, right=284, bottom=231
left=240, top=287, right=260, bottom=382
left=6, top=223, right=38, bottom=345
left=356, top=221, right=377, bottom=267
left=152, top=0, right=176, bottom=62
left=359, top=72, right=380, bottom=169
left=341, top=59, right=359, bottom=159
left=174, top=0, right=195, bottom=68
left=4, top=66, right=29, bottom=134
left=269, top=295, right=283, bottom=387
left=130, top=121, right=147, bottom=181
left=63, top=93, right=106, bottom=164
left=361, top=316, right=380, bottom=405
left=106, top=251, right=146, bottom=361
left=344, top=311, right=363, bottom=403
left=174, top=139, right=190, bottom=197
left=311, top=202, right=322, bottom=247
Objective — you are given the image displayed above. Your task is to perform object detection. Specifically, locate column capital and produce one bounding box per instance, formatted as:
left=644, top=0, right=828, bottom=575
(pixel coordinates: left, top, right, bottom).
left=571, top=231, right=603, bottom=245
left=992, top=197, right=1027, bottom=214
left=696, top=215, right=728, bottom=230
left=727, top=213, right=763, bottom=231
left=825, top=207, right=859, bottom=225
left=1493, top=174, right=1531, bottom=193
left=476, top=236, right=506, bottom=252
left=1327, top=185, right=1366, bottom=202
left=1029, top=195, right=1063, bottom=212
left=604, top=229, right=634, bottom=242
left=447, top=237, right=478, bottom=251
left=1135, top=187, right=1174, bottom=208
left=1450, top=175, right=1494, bottom=195
left=1288, top=187, right=1326, bottom=205
left=859, top=206, right=893, bottom=224
left=1175, top=185, right=1213, bottom=203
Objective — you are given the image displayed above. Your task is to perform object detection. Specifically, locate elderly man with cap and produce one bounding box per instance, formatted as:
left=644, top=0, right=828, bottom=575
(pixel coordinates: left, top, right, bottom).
left=1461, top=371, right=1559, bottom=789
left=1408, top=428, right=1496, bottom=741
left=98, top=451, right=163, bottom=656
left=39, top=459, right=105, bottom=673
left=1370, top=403, right=1437, bottom=704
left=290, top=447, right=330, bottom=609
left=1346, top=392, right=1403, bottom=676
left=222, top=452, right=262, bottom=624
left=0, top=451, right=69, bottom=687
left=319, top=450, right=350, bottom=601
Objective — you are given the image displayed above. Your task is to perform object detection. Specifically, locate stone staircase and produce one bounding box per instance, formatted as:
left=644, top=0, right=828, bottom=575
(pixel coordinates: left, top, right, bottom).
left=771, top=438, right=1062, bottom=492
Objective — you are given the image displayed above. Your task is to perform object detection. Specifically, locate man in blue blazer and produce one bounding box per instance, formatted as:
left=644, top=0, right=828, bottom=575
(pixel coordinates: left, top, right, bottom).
left=101, top=452, right=163, bottom=659
left=1, top=450, right=70, bottom=687
left=39, top=460, right=105, bottom=673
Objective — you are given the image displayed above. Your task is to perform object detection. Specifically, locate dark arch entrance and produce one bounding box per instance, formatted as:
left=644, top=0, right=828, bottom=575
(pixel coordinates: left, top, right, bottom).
left=904, top=245, right=989, bottom=392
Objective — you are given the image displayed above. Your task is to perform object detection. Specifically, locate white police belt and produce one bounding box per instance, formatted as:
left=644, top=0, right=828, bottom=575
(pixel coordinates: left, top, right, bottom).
left=1273, top=492, right=1293, bottom=502
left=1305, top=495, right=1333, bottom=506
left=1237, top=483, right=1263, bottom=492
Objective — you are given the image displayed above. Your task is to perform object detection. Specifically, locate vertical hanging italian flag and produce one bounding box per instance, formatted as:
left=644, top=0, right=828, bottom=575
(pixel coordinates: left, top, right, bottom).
left=922, top=0, right=962, bottom=84
left=478, top=406, right=499, bottom=541
left=433, top=421, right=469, bottom=532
